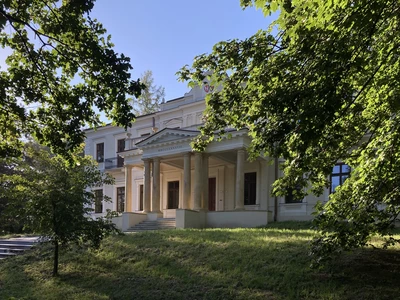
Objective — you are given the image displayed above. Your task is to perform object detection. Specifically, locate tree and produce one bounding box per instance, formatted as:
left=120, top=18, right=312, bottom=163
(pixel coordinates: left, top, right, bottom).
left=134, top=70, right=165, bottom=115
left=178, top=0, right=400, bottom=263
left=0, top=143, right=118, bottom=276
left=0, top=0, right=144, bottom=159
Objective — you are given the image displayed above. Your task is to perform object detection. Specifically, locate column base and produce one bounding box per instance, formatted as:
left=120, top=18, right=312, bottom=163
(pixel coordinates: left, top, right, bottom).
left=235, top=206, right=245, bottom=211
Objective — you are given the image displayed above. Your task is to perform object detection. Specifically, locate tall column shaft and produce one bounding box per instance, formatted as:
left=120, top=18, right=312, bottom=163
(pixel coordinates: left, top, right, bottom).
left=235, top=149, right=245, bottom=210
left=151, top=157, right=161, bottom=213
left=183, top=153, right=191, bottom=209
left=143, top=159, right=151, bottom=213
left=125, top=165, right=133, bottom=212
left=202, top=153, right=209, bottom=210
left=193, top=152, right=203, bottom=210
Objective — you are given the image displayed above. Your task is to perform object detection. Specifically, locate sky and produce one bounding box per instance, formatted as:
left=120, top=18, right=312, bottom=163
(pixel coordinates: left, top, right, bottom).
left=90, top=0, right=274, bottom=100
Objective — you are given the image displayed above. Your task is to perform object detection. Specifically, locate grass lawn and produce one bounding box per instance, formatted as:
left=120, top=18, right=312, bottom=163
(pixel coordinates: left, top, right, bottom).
left=1, top=222, right=400, bottom=299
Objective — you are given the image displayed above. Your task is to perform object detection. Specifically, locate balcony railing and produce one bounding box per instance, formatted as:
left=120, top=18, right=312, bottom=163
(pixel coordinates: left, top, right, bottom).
left=104, top=156, right=124, bottom=169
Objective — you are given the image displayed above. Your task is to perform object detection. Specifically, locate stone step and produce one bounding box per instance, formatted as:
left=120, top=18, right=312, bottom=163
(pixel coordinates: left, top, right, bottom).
left=126, top=218, right=176, bottom=232
left=0, top=252, right=17, bottom=257
left=0, top=247, right=26, bottom=254
left=0, top=243, right=32, bottom=250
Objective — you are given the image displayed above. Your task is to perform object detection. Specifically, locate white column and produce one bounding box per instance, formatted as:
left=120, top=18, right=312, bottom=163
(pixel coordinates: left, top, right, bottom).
left=183, top=152, right=191, bottom=209
left=202, top=153, right=209, bottom=211
left=151, top=157, right=161, bottom=213
left=143, top=158, right=151, bottom=213
left=235, top=149, right=245, bottom=210
left=193, top=152, right=202, bottom=210
left=124, top=165, right=133, bottom=212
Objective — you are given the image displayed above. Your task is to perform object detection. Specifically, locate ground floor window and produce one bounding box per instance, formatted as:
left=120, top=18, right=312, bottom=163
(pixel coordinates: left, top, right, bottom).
left=117, top=187, right=125, bottom=213
left=244, top=172, right=257, bottom=205
left=330, top=163, right=351, bottom=193
left=285, top=186, right=303, bottom=203
left=168, top=181, right=179, bottom=209
left=94, top=189, right=103, bottom=213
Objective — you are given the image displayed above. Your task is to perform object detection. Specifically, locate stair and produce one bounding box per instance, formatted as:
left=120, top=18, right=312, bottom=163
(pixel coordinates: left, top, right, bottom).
left=126, top=218, right=176, bottom=232
left=0, top=237, right=39, bottom=260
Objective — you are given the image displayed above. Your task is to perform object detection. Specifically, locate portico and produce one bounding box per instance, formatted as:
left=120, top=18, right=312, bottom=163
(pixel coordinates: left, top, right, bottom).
left=118, top=127, right=269, bottom=229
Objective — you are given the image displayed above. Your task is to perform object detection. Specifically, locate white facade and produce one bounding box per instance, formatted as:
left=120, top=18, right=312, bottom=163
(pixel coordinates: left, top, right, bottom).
left=85, top=85, right=330, bottom=229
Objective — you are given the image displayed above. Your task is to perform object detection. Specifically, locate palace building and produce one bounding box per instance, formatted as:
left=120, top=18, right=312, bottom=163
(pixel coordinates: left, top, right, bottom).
left=85, top=85, right=337, bottom=231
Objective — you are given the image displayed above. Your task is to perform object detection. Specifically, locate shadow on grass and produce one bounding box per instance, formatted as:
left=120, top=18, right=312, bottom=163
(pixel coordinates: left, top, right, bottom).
left=1, top=227, right=400, bottom=300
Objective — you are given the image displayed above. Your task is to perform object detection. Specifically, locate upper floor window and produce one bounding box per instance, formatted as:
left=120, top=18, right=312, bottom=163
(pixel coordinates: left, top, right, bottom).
left=96, top=143, right=104, bottom=163
left=330, top=163, right=351, bottom=193
left=244, top=172, right=257, bottom=205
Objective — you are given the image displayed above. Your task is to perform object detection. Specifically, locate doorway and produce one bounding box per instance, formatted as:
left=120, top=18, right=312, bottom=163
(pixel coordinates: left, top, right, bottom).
left=208, top=177, right=216, bottom=211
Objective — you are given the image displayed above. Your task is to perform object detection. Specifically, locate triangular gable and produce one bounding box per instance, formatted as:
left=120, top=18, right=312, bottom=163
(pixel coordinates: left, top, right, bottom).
left=136, top=128, right=200, bottom=148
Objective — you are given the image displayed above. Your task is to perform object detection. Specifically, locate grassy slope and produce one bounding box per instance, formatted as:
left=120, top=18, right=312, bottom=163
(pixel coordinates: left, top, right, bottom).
left=1, top=222, right=400, bottom=300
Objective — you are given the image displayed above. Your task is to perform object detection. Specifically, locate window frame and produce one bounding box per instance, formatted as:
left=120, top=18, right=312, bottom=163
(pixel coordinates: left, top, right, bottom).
left=116, top=187, right=125, bottom=213
left=96, top=143, right=104, bottom=163
left=285, top=186, right=303, bottom=204
left=94, top=189, right=103, bottom=213
left=330, top=163, right=351, bottom=194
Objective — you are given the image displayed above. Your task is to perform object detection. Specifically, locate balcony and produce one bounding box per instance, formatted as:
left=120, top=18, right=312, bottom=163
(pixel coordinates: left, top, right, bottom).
left=104, top=156, right=124, bottom=170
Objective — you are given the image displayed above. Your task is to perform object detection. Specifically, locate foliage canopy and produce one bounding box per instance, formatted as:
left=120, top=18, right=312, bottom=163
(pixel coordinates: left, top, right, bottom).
left=0, top=0, right=143, bottom=158
left=178, top=0, right=400, bottom=261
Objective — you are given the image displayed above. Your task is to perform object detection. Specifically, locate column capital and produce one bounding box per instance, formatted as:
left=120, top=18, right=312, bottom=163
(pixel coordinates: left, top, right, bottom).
left=142, top=158, right=152, bottom=163
left=153, top=157, right=161, bottom=163
left=183, top=152, right=192, bottom=158
left=237, top=148, right=246, bottom=154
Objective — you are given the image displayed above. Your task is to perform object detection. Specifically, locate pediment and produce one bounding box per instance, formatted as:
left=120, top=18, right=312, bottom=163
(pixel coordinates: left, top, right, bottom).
left=136, top=128, right=200, bottom=148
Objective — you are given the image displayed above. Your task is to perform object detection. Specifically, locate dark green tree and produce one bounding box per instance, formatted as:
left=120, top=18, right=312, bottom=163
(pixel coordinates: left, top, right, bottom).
left=178, top=0, right=400, bottom=263
left=134, top=70, right=165, bottom=115
left=0, top=0, right=143, bottom=158
left=0, top=143, right=117, bottom=276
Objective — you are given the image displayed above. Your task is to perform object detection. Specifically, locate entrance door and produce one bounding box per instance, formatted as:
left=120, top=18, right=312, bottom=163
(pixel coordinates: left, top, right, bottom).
left=139, top=184, right=144, bottom=211
left=168, top=181, right=179, bottom=209
left=208, top=178, right=216, bottom=211
left=117, top=139, right=125, bottom=167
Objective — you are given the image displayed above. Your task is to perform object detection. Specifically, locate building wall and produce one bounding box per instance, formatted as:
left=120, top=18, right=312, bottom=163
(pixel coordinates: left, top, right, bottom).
left=85, top=85, right=331, bottom=223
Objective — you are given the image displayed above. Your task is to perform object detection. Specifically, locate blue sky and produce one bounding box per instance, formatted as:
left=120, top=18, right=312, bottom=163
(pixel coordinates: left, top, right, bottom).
left=91, top=0, right=274, bottom=100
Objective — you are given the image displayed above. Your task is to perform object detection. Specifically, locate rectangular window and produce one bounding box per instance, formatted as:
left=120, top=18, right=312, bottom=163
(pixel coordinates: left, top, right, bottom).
left=94, top=189, right=103, bottom=213
left=285, top=186, right=303, bottom=203
left=330, top=163, right=351, bottom=193
left=116, top=187, right=125, bottom=213
left=117, top=139, right=125, bottom=168
left=96, top=143, right=104, bottom=163
left=167, top=181, right=179, bottom=209
left=244, top=172, right=257, bottom=205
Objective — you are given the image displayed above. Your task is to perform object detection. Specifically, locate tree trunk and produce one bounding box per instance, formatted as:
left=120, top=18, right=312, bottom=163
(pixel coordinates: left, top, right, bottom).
left=53, top=239, right=59, bottom=276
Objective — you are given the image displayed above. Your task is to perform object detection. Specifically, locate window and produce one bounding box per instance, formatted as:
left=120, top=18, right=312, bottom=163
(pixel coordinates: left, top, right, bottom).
left=96, top=143, right=104, bottom=163
left=139, top=184, right=144, bottom=211
left=117, top=139, right=125, bottom=167
left=285, top=186, right=303, bottom=203
left=94, top=189, right=103, bottom=213
left=330, top=163, right=351, bottom=193
left=167, top=181, right=179, bottom=209
left=116, top=187, right=125, bottom=213
left=244, top=172, right=257, bottom=205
